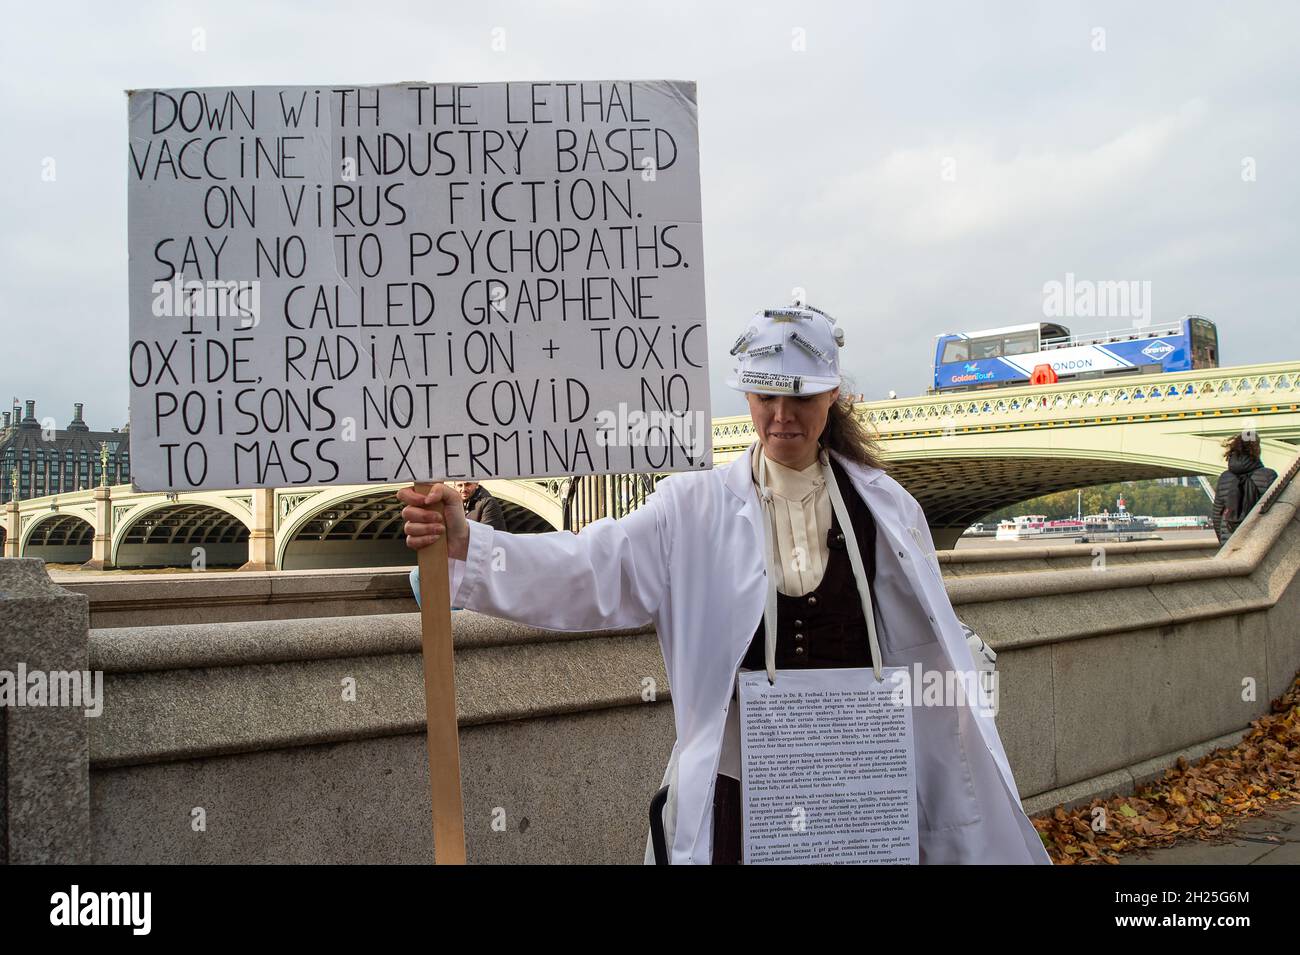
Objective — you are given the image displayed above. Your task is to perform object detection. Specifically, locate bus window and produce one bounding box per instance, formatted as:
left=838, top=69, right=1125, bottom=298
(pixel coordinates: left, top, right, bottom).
left=1190, top=319, right=1219, bottom=368
left=941, top=340, right=970, bottom=363
left=972, top=337, right=1002, bottom=359
left=1003, top=331, right=1038, bottom=356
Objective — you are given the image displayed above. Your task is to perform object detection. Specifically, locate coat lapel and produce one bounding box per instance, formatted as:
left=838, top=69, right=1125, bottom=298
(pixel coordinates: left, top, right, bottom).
left=723, top=440, right=765, bottom=549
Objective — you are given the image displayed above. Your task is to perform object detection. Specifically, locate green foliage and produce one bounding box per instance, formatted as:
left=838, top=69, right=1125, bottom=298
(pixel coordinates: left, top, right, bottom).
left=978, top=479, right=1213, bottom=524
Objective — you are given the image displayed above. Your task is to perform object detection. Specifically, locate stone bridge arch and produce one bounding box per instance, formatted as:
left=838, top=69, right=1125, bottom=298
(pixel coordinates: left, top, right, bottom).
left=19, top=511, right=95, bottom=564
left=112, top=500, right=251, bottom=568
left=276, top=481, right=561, bottom=570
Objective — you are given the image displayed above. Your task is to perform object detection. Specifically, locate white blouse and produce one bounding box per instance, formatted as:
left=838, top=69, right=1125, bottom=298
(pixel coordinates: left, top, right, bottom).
left=749, top=447, right=833, bottom=596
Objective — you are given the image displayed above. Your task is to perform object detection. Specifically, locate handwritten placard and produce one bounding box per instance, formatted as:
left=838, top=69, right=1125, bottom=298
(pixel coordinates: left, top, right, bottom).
left=127, top=81, right=709, bottom=490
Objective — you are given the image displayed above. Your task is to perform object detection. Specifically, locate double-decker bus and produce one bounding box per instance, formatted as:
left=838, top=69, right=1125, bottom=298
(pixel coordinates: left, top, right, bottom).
left=929, top=315, right=1219, bottom=393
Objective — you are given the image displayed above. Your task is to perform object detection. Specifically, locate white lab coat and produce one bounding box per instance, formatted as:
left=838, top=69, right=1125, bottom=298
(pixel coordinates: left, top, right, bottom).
left=437, top=440, right=1051, bottom=865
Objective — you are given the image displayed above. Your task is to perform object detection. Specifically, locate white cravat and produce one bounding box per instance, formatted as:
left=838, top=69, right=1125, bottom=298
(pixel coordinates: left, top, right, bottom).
left=749, top=447, right=832, bottom=596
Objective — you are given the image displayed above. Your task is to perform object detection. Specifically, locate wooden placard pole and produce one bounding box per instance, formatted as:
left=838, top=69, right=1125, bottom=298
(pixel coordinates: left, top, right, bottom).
left=413, top=481, right=467, bottom=865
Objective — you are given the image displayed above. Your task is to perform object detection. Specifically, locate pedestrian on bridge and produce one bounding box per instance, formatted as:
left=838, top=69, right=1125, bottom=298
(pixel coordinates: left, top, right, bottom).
left=455, top=481, right=508, bottom=531
left=400, top=303, right=1048, bottom=866
left=1212, top=433, right=1278, bottom=545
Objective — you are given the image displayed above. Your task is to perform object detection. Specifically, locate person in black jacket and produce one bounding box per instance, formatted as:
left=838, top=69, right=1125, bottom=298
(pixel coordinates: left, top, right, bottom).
left=1211, top=434, right=1277, bottom=545
left=455, top=481, right=508, bottom=530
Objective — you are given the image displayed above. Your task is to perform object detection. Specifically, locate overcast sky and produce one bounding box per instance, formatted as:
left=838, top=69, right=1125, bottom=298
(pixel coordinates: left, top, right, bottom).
left=2, top=0, right=1296, bottom=431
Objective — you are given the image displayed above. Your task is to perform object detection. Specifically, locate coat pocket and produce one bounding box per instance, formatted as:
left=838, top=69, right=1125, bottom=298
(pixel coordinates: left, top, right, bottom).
left=909, top=641, right=983, bottom=831
left=874, top=544, right=943, bottom=654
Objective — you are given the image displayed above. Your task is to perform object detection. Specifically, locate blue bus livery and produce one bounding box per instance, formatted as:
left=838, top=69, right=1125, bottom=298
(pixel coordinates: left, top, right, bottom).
left=930, top=315, right=1219, bottom=393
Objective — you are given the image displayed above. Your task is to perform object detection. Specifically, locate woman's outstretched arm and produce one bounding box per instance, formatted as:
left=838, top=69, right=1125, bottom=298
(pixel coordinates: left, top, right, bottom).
left=399, top=480, right=676, bottom=633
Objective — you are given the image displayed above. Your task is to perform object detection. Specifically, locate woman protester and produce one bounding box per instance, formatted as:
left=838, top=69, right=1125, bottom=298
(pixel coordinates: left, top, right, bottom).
left=401, top=303, right=1049, bottom=865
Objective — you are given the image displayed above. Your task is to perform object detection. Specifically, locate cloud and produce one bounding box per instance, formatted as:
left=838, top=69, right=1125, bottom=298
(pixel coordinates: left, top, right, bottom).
left=808, top=99, right=1208, bottom=245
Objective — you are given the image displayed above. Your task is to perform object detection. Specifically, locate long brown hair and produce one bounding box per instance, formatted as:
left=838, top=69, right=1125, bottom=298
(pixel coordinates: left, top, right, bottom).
left=818, top=377, right=887, bottom=471
left=1221, top=432, right=1261, bottom=460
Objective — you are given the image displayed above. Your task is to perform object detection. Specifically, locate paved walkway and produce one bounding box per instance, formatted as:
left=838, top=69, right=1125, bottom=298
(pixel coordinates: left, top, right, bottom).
left=1119, top=804, right=1300, bottom=864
